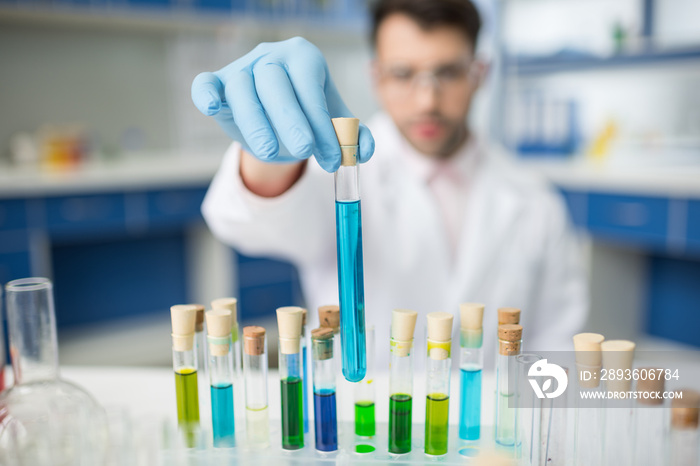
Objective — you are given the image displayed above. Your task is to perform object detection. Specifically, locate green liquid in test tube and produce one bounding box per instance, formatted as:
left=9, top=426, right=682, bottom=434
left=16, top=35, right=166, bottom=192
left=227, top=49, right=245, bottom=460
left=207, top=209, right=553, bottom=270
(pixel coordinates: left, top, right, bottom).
left=387, top=309, right=417, bottom=454
left=354, top=326, right=376, bottom=437
left=277, top=306, right=305, bottom=450
left=424, top=312, right=454, bottom=456
left=170, top=305, right=201, bottom=448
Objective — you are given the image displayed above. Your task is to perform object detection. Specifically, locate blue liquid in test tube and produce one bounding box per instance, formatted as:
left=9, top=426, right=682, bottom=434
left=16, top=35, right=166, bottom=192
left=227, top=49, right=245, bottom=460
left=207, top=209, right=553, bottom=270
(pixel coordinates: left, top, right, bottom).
left=335, top=200, right=366, bottom=382
left=332, top=117, right=366, bottom=383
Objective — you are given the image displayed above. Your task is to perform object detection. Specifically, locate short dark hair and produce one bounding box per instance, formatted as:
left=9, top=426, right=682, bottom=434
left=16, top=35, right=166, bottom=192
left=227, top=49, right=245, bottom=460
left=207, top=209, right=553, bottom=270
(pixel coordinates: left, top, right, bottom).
left=370, top=0, right=482, bottom=51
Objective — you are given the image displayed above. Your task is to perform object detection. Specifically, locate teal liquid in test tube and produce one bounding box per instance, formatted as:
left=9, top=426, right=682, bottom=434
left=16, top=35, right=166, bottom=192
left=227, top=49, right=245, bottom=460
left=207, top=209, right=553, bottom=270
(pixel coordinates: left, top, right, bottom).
left=459, top=303, right=484, bottom=441
left=332, top=117, right=366, bottom=383
left=206, top=309, right=236, bottom=448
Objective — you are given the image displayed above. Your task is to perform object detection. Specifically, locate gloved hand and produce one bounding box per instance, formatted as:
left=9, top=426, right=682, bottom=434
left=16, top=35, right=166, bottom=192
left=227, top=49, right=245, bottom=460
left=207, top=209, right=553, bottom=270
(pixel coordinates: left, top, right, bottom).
left=191, top=37, right=374, bottom=173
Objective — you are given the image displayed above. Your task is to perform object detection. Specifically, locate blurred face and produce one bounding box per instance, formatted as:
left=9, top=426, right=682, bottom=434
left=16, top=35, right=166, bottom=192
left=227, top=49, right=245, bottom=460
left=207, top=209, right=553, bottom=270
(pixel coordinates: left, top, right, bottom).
left=373, top=13, right=481, bottom=159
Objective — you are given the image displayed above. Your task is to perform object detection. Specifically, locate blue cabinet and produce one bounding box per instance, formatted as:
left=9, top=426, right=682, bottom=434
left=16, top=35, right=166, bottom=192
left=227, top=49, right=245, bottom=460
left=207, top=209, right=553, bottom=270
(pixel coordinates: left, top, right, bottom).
left=146, top=187, right=207, bottom=228
left=237, top=253, right=303, bottom=321
left=45, top=193, right=128, bottom=240
left=587, top=193, right=669, bottom=249
left=0, top=200, right=28, bottom=231
left=686, top=200, right=700, bottom=254
left=0, top=186, right=208, bottom=328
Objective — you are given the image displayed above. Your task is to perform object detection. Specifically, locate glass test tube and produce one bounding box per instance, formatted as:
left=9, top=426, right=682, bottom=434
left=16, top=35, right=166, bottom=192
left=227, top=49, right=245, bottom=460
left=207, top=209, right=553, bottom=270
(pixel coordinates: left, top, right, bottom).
left=669, top=389, right=700, bottom=466
left=494, top=324, right=522, bottom=448
left=171, top=305, right=201, bottom=446
left=277, top=306, right=305, bottom=450
left=311, top=327, right=338, bottom=452
left=459, top=303, right=484, bottom=441
left=243, top=326, right=269, bottom=448
left=354, top=326, right=376, bottom=437
left=194, top=306, right=208, bottom=424
left=572, top=333, right=605, bottom=466
left=332, top=117, right=366, bottom=383
left=601, top=340, right=636, bottom=466
left=301, top=309, right=309, bottom=434
left=495, top=308, right=520, bottom=365
left=541, top=366, right=568, bottom=466
left=424, top=312, right=454, bottom=456
left=634, top=368, right=667, bottom=466
left=388, top=309, right=418, bottom=455
left=515, top=353, right=543, bottom=465
left=206, top=309, right=235, bottom=448
left=211, top=298, right=243, bottom=415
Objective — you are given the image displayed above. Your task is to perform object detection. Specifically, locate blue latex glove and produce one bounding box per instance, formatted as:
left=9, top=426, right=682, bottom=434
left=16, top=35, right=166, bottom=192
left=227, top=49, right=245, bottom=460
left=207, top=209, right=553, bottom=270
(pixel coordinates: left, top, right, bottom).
left=191, top=37, right=374, bottom=173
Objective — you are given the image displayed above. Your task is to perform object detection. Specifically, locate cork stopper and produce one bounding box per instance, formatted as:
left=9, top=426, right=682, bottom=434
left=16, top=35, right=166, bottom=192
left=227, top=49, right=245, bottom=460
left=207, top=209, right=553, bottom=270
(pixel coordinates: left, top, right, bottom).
left=601, top=340, right=636, bottom=392
left=211, top=297, right=238, bottom=324
left=427, top=312, right=453, bottom=341
left=636, top=367, right=665, bottom=406
left=206, top=309, right=232, bottom=357
left=277, top=306, right=304, bottom=354
left=311, top=327, right=334, bottom=360
left=671, top=389, right=700, bottom=429
left=331, top=117, right=359, bottom=167
left=318, top=305, right=340, bottom=332
left=460, top=303, right=484, bottom=330
left=391, top=309, right=418, bottom=341
left=391, top=309, right=418, bottom=357
left=170, top=304, right=198, bottom=351
left=193, top=304, right=205, bottom=333
left=243, top=326, right=266, bottom=356
left=498, top=324, right=522, bottom=356
left=427, top=312, right=453, bottom=360
left=312, top=326, right=334, bottom=341
left=573, top=333, right=605, bottom=389
left=498, top=308, right=520, bottom=325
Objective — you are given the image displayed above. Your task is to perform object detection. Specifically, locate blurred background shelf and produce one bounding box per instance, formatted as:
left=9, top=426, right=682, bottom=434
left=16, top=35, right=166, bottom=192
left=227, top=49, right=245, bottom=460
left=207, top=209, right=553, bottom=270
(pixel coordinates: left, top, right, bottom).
left=505, top=46, right=700, bottom=76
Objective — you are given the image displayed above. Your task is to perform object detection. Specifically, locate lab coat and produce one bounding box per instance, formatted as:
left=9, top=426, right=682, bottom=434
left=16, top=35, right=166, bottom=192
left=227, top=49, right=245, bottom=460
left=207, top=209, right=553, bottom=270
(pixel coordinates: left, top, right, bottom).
left=202, top=112, right=588, bottom=370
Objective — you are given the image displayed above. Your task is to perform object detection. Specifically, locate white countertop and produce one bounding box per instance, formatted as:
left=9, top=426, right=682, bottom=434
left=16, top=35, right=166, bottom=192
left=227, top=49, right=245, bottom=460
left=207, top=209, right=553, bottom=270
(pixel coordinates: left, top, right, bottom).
left=0, top=151, right=223, bottom=198
left=2, top=151, right=700, bottom=199
left=517, top=158, right=700, bottom=197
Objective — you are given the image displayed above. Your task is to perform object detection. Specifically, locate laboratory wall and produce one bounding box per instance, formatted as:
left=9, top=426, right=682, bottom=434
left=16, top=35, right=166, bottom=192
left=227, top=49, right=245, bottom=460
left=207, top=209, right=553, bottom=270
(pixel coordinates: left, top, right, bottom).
left=1, top=0, right=699, bottom=369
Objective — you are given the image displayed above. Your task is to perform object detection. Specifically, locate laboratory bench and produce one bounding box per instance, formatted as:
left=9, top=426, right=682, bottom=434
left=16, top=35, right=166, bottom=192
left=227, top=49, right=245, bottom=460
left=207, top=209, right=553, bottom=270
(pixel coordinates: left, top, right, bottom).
left=0, top=154, right=303, bottom=365
left=1, top=155, right=699, bottom=353
left=519, top=159, right=700, bottom=347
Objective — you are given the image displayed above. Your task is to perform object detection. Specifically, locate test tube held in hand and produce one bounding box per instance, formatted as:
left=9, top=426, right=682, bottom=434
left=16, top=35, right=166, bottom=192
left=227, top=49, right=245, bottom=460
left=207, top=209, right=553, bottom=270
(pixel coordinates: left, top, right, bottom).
left=332, top=117, right=367, bottom=383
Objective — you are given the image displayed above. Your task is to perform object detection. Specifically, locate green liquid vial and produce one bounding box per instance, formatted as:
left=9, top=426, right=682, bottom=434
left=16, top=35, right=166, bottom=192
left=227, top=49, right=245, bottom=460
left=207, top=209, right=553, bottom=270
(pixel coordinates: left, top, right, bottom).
left=175, top=368, right=200, bottom=447
left=280, top=377, right=304, bottom=450
left=355, top=401, right=375, bottom=437
left=388, top=394, right=412, bottom=454
left=425, top=393, right=449, bottom=456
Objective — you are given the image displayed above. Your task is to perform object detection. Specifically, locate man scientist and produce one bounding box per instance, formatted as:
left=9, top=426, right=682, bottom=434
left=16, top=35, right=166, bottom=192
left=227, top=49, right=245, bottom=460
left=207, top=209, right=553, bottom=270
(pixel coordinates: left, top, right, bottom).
left=191, top=0, right=587, bottom=365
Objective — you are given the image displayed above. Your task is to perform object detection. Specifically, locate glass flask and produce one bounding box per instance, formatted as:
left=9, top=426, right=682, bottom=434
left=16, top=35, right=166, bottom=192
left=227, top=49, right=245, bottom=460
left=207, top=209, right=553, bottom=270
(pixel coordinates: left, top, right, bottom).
left=0, top=278, right=108, bottom=465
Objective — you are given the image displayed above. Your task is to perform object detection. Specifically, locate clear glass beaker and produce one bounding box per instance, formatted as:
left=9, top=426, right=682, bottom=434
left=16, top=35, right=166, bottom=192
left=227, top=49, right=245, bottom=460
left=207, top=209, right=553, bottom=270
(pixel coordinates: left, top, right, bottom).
left=0, top=277, right=108, bottom=465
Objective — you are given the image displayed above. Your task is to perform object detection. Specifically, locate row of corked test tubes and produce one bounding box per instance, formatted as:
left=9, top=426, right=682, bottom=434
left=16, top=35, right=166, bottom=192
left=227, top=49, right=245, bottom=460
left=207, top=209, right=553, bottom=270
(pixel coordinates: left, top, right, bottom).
left=168, top=300, right=501, bottom=457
